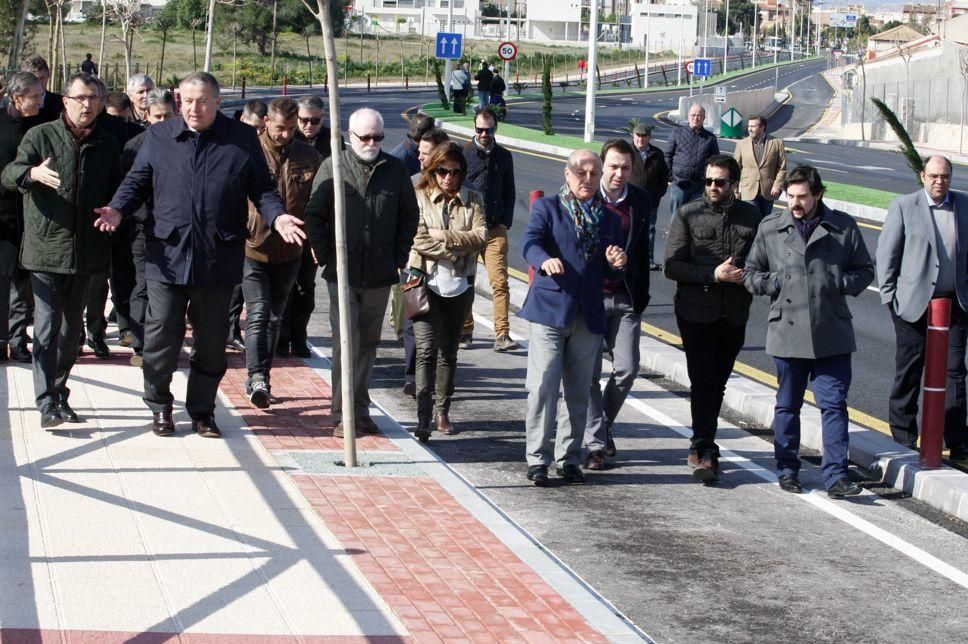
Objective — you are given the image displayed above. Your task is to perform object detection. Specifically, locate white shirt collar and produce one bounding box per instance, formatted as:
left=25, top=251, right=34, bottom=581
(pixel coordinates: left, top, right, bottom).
left=600, top=183, right=628, bottom=205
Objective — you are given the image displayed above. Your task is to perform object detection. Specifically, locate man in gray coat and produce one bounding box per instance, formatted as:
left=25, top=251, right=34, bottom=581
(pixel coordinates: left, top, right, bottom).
left=745, top=165, right=874, bottom=497
left=876, top=156, right=968, bottom=461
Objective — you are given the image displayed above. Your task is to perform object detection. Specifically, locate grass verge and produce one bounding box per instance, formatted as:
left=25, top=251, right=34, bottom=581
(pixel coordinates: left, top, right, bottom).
left=824, top=182, right=897, bottom=209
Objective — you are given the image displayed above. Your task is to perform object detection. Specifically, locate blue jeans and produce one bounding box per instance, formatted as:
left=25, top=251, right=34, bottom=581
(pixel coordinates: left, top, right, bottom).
left=773, top=354, right=852, bottom=489
left=747, top=195, right=775, bottom=217
left=668, top=181, right=703, bottom=219
left=477, top=90, right=490, bottom=110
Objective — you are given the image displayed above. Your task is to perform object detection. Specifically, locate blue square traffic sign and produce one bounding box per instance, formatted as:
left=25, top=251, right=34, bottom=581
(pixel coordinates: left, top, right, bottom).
left=693, top=58, right=712, bottom=78
left=436, top=32, right=463, bottom=60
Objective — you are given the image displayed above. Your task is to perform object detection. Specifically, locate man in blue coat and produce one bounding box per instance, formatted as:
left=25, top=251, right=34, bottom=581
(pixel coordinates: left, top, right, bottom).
left=94, top=72, right=306, bottom=438
left=519, top=149, right=627, bottom=487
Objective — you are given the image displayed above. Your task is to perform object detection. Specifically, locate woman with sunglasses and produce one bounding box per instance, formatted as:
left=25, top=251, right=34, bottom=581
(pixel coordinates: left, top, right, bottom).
left=408, top=142, right=487, bottom=441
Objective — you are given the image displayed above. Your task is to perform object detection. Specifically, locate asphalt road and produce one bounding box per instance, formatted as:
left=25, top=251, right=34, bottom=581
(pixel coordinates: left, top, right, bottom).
left=305, top=280, right=968, bottom=642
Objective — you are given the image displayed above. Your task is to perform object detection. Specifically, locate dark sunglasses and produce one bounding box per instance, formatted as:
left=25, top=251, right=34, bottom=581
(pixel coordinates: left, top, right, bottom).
left=704, top=177, right=731, bottom=187
left=298, top=116, right=321, bottom=125
left=352, top=131, right=385, bottom=143
left=475, top=126, right=495, bottom=135
left=433, top=167, right=463, bottom=178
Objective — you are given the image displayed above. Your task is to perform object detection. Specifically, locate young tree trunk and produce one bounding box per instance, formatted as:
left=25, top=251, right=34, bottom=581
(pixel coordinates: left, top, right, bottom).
left=8, top=0, right=32, bottom=69
left=98, top=2, right=107, bottom=77
left=270, top=0, right=279, bottom=85
left=123, top=24, right=133, bottom=80
left=160, top=32, right=168, bottom=82
left=47, top=4, right=57, bottom=73
left=58, top=7, right=68, bottom=87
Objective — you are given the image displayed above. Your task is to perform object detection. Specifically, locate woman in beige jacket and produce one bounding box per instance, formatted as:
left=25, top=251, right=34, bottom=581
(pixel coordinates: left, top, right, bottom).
left=408, top=142, right=487, bottom=441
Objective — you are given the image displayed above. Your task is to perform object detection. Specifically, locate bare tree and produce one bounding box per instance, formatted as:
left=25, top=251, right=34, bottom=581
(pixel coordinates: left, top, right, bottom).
left=8, top=0, right=31, bottom=69
left=301, top=25, right=315, bottom=87
left=154, top=13, right=175, bottom=83
left=228, top=21, right=242, bottom=88
left=106, top=0, right=146, bottom=81
left=294, top=0, right=356, bottom=465
left=190, top=16, right=206, bottom=71
left=98, top=1, right=108, bottom=77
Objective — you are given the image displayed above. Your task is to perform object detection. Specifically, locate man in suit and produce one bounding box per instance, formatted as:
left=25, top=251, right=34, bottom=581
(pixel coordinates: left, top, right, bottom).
left=584, top=139, right=652, bottom=470
left=94, top=72, right=306, bottom=438
left=519, top=149, right=627, bottom=487
left=734, top=114, right=787, bottom=217
left=876, top=155, right=968, bottom=462
left=21, top=56, right=63, bottom=129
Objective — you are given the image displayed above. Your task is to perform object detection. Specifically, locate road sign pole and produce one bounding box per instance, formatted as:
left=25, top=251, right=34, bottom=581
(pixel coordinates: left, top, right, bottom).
left=444, top=0, right=454, bottom=101
left=644, top=8, right=651, bottom=89
left=584, top=3, right=598, bottom=142
left=504, top=0, right=511, bottom=80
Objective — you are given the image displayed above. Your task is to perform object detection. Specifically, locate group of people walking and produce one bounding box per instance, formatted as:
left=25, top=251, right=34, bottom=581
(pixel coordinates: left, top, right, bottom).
left=2, top=58, right=965, bottom=497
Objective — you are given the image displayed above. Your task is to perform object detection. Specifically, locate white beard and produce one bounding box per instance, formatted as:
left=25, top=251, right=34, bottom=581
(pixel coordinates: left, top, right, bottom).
left=356, top=147, right=380, bottom=162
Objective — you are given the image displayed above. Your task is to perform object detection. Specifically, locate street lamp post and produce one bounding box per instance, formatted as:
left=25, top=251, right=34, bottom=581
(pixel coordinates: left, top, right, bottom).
left=723, top=0, right=730, bottom=76
left=644, top=3, right=652, bottom=88
left=504, top=0, right=512, bottom=81
left=584, top=0, right=599, bottom=142
left=444, top=0, right=454, bottom=100
left=752, top=2, right=758, bottom=67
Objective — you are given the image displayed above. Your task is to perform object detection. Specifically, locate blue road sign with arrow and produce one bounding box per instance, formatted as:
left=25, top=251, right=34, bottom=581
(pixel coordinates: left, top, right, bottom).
left=693, top=58, right=712, bottom=78
left=436, top=32, right=463, bottom=60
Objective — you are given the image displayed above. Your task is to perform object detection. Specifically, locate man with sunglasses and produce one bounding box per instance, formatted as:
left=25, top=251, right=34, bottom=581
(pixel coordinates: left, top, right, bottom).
left=664, top=154, right=761, bottom=484
left=461, top=106, right=518, bottom=352
left=304, top=107, right=419, bottom=438
left=277, top=95, right=340, bottom=359
left=877, top=156, right=968, bottom=464
left=746, top=165, right=874, bottom=496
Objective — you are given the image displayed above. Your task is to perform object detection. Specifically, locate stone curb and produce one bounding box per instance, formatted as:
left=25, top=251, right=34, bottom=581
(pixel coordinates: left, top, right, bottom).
left=472, top=265, right=968, bottom=523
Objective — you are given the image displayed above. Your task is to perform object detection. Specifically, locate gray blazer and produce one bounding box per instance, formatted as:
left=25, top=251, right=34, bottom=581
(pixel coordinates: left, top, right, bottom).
left=876, top=189, right=968, bottom=323
left=744, top=205, right=874, bottom=359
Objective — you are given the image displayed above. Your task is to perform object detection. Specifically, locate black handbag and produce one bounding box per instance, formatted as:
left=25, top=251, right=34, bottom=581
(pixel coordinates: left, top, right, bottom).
left=401, top=273, right=430, bottom=319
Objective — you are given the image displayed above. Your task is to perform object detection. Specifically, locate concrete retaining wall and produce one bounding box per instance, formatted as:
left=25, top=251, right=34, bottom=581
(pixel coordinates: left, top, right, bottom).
left=671, top=87, right=778, bottom=135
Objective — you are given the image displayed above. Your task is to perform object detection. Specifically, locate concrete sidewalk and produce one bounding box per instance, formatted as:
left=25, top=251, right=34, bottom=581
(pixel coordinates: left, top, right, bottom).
left=0, top=345, right=647, bottom=641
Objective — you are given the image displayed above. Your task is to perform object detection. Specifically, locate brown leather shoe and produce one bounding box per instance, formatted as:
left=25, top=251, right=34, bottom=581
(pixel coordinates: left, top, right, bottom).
left=693, top=452, right=719, bottom=483
left=585, top=450, right=606, bottom=470
left=192, top=414, right=221, bottom=438
left=434, top=412, right=455, bottom=435
left=687, top=449, right=701, bottom=469
left=152, top=409, right=174, bottom=436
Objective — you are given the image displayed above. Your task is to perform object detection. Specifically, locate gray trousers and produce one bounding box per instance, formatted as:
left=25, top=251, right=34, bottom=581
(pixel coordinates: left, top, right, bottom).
left=143, top=281, right=233, bottom=418
left=525, top=314, right=603, bottom=467
left=585, top=292, right=642, bottom=451
left=30, top=272, right=91, bottom=410
left=326, top=281, right=391, bottom=421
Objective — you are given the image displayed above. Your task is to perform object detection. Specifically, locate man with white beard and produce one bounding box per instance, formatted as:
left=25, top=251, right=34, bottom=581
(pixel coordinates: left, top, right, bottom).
left=304, top=108, right=419, bottom=437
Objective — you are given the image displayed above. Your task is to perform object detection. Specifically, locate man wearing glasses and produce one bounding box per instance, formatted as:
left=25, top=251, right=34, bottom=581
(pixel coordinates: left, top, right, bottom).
left=877, top=156, right=968, bottom=464
left=461, top=106, right=517, bottom=352
left=1, top=72, right=121, bottom=429
left=277, top=95, right=340, bottom=359
left=304, top=107, right=419, bottom=438
left=663, top=154, right=761, bottom=484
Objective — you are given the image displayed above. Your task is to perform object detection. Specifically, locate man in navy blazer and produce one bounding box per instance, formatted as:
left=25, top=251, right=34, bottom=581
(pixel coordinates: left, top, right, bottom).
left=95, top=72, right=306, bottom=439
left=877, top=155, right=968, bottom=461
left=519, top=149, right=627, bottom=487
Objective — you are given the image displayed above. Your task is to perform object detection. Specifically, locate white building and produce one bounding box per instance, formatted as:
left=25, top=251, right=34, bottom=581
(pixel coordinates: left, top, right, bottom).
left=66, top=0, right=168, bottom=23
left=629, top=1, right=700, bottom=55
left=349, top=0, right=485, bottom=37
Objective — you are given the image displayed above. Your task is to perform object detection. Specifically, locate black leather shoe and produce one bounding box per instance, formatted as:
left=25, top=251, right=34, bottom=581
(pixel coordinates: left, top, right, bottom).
left=0, top=345, right=7, bottom=361
left=226, top=336, right=245, bottom=352
left=40, top=407, right=63, bottom=430
left=827, top=478, right=862, bottom=497
left=88, top=337, right=110, bottom=359
left=584, top=450, right=606, bottom=471
left=192, top=414, right=221, bottom=438
left=414, top=422, right=431, bottom=443
left=55, top=401, right=81, bottom=423
left=290, top=341, right=312, bottom=358
left=10, top=346, right=32, bottom=363
left=526, top=465, right=550, bottom=487
left=948, top=445, right=968, bottom=463
left=152, top=409, right=174, bottom=436
left=556, top=464, right=586, bottom=484
left=778, top=474, right=803, bottom=494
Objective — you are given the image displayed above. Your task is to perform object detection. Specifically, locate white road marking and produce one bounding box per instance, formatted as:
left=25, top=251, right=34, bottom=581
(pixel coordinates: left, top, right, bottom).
left=623, top=394, right=968, bottom=590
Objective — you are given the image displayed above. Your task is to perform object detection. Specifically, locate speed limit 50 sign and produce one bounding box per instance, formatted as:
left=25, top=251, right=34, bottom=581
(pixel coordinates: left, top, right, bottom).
left=498, top=41, right=518, bottom=61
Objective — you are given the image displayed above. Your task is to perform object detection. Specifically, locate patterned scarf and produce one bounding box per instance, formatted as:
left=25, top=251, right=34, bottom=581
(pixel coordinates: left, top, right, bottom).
left=558, top=183, right=604, bottom=262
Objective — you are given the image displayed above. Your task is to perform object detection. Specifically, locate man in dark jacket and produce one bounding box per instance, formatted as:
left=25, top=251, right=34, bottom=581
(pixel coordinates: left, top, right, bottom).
left=745, top=165, right=873, bottom=497
left=474, top=61, right=494, bottom=110
left=519, top=149, right=627, bottom=487
left=277, top=94, right=339, bottom=358
left=663, top=154, right=761, bottom=484
left=1, top=71, right=122, bottom=429
left=664, top=103, right=719, bottom=220
left=242, top=98, right=321, bottom=409
left=629, top=123, right=668, bottom=270
left=95, top=72, right=306, bottom=439
left=584, top=139, right=652, bottom=470
left=388, top=113, right=434, bottom=176
left=0, top=72, right=44, bottom=363
left=461, top=107, right=518, bottom=351
left=20, top=56, right=64, bottom=130
left=304, top=107, right=419, bottom=437
left=120, top=88, right=177, bottom=368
